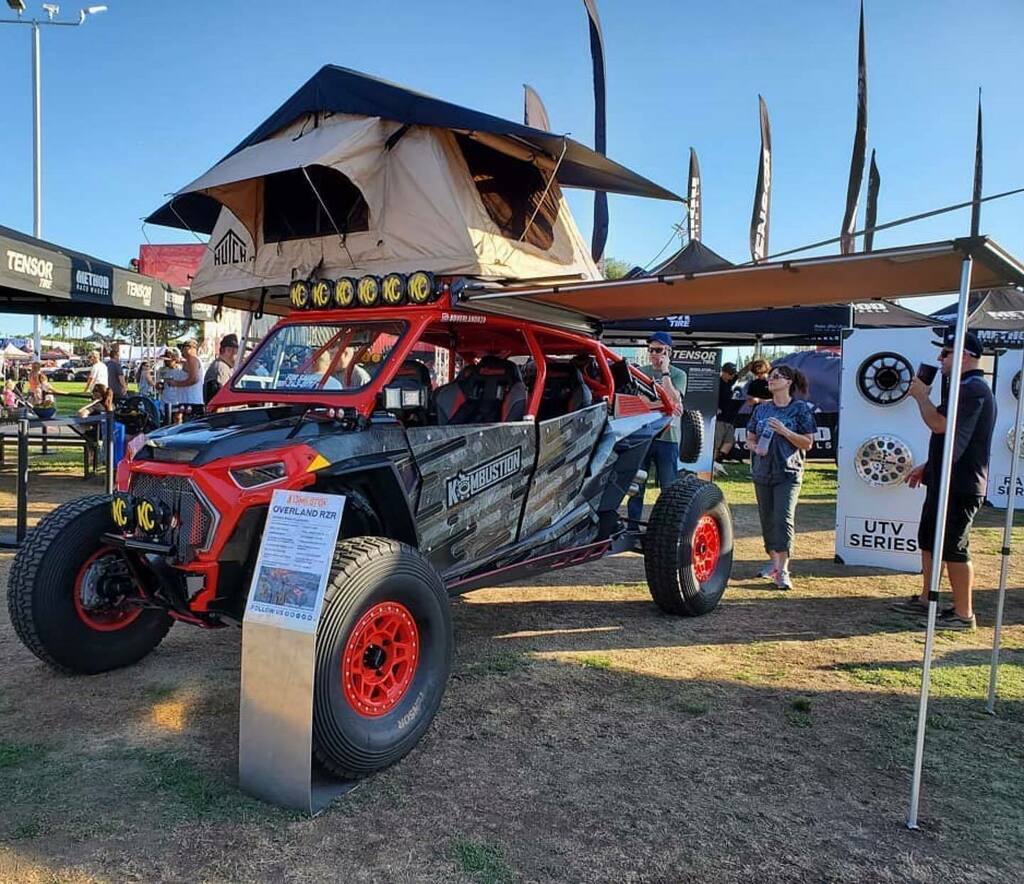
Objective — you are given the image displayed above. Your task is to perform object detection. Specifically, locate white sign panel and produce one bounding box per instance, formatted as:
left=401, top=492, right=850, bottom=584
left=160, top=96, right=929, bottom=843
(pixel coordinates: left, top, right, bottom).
left=244, top=489, right=346, bottom=633
left=986, top=350, right=1024, bottom=509
left=835, top=327, right=938, bottom=571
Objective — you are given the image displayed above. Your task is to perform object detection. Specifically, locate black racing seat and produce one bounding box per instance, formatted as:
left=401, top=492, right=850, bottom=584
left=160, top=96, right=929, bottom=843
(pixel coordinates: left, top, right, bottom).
left=435, top=355, right=528, bottom=425
left=537, top=360, right=593, bottom=421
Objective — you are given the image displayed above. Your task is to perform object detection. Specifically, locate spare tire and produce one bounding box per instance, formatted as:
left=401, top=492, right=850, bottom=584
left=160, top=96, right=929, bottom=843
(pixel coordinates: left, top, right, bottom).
left=678, top=409, right=704, bottom=464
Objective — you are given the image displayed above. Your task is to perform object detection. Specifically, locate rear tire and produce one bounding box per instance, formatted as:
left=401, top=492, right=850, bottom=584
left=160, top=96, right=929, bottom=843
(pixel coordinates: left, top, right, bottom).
left=644, top=475, right=733, bottom=616
left=7, top=494, right=173, bottom=674
left=313, top=538, right=452, bottom=779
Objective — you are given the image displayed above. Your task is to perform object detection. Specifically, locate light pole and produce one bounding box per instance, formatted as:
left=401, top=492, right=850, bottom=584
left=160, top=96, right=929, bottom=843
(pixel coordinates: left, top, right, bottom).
left=1, top=2, right=108, bottom=357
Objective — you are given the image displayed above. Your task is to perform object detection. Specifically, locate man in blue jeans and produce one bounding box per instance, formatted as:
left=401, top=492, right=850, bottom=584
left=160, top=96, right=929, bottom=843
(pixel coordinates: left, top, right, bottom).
left=627, top=332, right=687, bottom=528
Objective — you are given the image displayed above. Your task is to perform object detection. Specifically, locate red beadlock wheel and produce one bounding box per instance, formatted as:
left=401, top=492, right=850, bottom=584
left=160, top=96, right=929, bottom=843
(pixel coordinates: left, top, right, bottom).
left=72, top=547, right=143, bottom=633
left=341, top=601, right=420, bottom=716
left=691, top=515, right=721, bottom=583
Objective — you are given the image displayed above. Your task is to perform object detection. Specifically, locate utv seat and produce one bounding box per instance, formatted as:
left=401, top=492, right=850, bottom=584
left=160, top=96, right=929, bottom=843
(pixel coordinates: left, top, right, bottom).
left=390, top=359, right=433, bottom=424
left=537, top=360, right=593, bottom=421
left=435, top=355, right=528, bottom=425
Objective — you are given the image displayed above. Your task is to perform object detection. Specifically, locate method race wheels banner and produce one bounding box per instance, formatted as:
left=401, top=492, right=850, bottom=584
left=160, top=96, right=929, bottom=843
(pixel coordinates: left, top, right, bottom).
left=835, top=327, right=938, bottom=571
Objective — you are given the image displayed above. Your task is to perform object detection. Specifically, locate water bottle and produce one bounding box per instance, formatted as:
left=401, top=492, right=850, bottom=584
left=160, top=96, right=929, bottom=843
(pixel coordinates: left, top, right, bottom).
left=754, top=425, right=775, bottom=457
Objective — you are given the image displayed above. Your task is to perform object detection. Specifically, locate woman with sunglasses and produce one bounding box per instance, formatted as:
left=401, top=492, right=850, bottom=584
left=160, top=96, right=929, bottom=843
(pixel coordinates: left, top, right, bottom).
left=745, top=364, right=816, bottom=589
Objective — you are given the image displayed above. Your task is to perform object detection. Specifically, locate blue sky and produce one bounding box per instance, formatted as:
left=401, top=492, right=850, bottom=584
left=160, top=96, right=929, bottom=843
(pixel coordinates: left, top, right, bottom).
left=1, top=0, right=1022, bottom=335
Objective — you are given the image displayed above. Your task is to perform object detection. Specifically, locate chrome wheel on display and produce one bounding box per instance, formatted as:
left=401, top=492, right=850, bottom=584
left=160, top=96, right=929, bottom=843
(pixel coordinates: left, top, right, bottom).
left=854, top=435, right=915, bottom=487
left=856, top=352, right=914, bottom=406
left=1012, top=371, right=1020, bottom=401
left=1006, top=427, right=1024, bottom=459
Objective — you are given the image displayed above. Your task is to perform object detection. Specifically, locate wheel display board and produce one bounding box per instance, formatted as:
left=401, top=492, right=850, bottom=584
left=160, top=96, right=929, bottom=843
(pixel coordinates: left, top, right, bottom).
left=986, top=352, right=1024, bottom=508
left=834, top=327, right=939, bottom=571
left=671, top=345, right=721, bottom=474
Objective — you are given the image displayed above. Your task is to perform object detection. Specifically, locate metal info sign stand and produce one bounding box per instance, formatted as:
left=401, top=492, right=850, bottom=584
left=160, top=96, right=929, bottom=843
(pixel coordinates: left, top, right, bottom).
left=238, top=489, right=355, bottom=814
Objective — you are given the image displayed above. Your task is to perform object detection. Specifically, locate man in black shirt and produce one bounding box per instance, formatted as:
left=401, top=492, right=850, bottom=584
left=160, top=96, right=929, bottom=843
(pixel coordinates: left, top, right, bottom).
left=891, top=330, right=995, bottom=630
left=714, top=362, right=740, bottom=470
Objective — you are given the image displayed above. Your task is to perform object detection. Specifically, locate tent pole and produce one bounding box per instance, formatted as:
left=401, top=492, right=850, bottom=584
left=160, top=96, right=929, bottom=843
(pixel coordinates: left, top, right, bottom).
left=985, top=341, right=1024, bottom=714
left=907, top=254, right=974, bottom=830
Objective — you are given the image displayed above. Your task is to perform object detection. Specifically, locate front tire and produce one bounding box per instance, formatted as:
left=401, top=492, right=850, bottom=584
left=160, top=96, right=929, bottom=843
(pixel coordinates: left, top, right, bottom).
left=644, top=476, right=733, bottom=616
left=7, top=494, right=173, bottom=674
left=313, top=537, right=452, bottom=779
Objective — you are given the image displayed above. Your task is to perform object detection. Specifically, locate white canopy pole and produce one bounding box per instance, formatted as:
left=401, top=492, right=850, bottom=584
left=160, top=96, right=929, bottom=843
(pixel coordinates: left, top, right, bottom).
left=985, top=341, right=1024, bottom=713
left=907, top=255, right=974, bottom=829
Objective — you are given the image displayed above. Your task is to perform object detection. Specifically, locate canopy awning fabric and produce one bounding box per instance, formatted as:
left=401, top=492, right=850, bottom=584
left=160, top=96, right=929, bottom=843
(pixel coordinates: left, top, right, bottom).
left=0, top=225, right=212, bottom=321
left=457, top=238, right=1024, bottom=334
left=146, top=65, right=681, bottom=234
left=929, top=287, right=1024, bottom=347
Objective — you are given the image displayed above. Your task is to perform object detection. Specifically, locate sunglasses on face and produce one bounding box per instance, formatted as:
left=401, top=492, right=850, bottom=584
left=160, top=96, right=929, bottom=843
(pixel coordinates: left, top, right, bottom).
left=938, top=349, right=952, bottom=359
left=768, top=371, right=790, bottom=380
left=648, top=346, right=668, bottom=354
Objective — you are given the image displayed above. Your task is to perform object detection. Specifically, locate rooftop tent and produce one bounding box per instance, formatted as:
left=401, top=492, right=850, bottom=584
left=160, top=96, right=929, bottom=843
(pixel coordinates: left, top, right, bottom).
left=144, top=65, right=682, bottom=311
left=929, top=287, right=1024, bottom=347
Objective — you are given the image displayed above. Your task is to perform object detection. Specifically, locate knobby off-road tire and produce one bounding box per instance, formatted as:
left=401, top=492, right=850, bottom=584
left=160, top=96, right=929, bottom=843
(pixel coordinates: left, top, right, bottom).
left=644, top=475, right=733, bottom=616
left=313, top=537, right=452, bottom=780
left=7, top=494, right=173, bottom=674
left=679, top=409, right=704, bottom=464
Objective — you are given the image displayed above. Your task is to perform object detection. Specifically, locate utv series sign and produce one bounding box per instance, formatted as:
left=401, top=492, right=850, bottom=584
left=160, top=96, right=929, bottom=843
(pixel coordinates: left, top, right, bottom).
left=446, top=447, right=522, bottom=507
left=213, top=229, right=248, bottom=266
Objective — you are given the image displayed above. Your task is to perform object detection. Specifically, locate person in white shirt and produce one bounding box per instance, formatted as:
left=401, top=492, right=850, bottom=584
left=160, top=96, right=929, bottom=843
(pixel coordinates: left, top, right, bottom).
left=84, top=350, right=108, bottom=395
left=164, top=339, right=205, bottom=417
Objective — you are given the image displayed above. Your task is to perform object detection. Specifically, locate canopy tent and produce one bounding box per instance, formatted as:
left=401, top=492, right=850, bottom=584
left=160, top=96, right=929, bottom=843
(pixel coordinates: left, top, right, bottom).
left=0, top=225, right=211, bottom=322
left=929, top=287, right=1024, bottom=348
left=144, top=66, right=681, bottom=310
left=1, top=343, right=31, bottom=361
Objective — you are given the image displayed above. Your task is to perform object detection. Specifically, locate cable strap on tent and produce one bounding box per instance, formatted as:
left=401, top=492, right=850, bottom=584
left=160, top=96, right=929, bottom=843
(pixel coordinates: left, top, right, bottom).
left=519, top=137, right=568, bottom=244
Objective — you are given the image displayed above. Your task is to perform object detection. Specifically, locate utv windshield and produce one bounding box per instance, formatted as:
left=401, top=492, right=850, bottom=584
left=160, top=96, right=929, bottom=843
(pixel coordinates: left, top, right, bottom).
left=233, top=320, right=407, bottom=394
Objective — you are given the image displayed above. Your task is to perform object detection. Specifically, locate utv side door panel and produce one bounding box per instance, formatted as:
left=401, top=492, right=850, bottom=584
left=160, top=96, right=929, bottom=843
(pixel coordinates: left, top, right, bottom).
left=519, top=403, right=608, bottom=539
left=406, top=423, right=537, bottom=574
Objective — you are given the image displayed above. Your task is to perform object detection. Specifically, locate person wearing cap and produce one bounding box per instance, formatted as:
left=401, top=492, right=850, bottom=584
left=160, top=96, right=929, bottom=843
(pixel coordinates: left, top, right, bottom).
left=891, top=329, right=995, bottom=630
left=627, top=331, right=687, bottom=528
left=157, top=347, right=184, bottom=418
left=714, top=362, right=741, bottom=472
left=203, top=334, right=239, bottom=403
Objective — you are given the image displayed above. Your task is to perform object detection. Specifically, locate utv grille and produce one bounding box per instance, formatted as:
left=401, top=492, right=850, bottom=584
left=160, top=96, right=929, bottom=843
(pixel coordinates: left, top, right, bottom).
left=129, top=473, right=217, bottom=562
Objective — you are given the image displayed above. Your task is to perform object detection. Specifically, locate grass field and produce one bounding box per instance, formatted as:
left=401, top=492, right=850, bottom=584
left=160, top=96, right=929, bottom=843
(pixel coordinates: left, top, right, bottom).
left=0, top=463, right=1022, bottom=883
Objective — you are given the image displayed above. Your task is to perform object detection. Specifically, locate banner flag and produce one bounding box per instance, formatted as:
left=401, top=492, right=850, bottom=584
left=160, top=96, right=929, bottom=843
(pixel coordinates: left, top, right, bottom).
left=582, top=0, right=608, bottom=262
left=864, top=150, right=880, bottom=252
left=749, top=95, right=772, bottom=263
left=841, top=1, right=868, bottom=255
left=687, top=148, right=702, bottom=242
left=971, top=89, right=983, bottom=237
left=523, top=84, right=551, bottom=132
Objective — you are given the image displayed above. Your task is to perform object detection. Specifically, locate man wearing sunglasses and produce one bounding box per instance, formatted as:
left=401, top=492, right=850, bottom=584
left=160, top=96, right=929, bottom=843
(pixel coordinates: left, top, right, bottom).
left=627, top=332, right=687, bottom=528
left=891, top=329, right=995, bottom=630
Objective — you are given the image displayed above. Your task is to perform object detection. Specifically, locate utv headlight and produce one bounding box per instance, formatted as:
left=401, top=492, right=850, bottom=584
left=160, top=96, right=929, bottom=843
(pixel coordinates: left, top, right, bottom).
left=408, top=270, right=436, bottom=304
left=289, top=280, right=311, bottom=310
left=356, top=275, right=381, bottom=307
left=310, top=279, right=333, bottom=309
left=335, top=277, right=356, bottom=308
left=381, top=272, right=407, bottom=306
left=230, top=462, right=288, bottom=489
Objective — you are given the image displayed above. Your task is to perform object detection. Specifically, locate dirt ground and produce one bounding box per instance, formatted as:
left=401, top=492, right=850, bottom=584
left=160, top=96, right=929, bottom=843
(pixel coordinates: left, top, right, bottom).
left=1, top=465, right=1022, bottom=883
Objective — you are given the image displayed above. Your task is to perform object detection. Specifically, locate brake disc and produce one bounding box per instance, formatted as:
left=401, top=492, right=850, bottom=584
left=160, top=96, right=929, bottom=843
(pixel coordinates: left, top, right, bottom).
left=856, top=352, right=913, bottom=406
left=854, top=435, right=915, bottom=486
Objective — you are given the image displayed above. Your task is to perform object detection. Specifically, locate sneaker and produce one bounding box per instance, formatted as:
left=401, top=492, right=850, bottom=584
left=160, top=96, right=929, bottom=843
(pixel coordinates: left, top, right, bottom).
left=758, top=561, right=778, bottom=580
left=713, top=462, right=727, bottom=477
left=925, top=609, right=977, bottom=631
left=890, top=596, right=930, bottom=615
left=775, top=570, right=792, bottom=590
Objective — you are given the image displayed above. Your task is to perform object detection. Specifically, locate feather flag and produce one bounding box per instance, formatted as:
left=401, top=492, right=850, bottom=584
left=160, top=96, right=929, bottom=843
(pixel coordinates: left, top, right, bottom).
left=864, top=150, right=880, bottom=252
left=581, top=0, right=608, bottom=262
left=971, top=89, right=983, bottom=237
left=523, top=84, right=551, bottom=132
left=840, top=1, right=868, bottom=255
left=687, top=148, right=702, bottom=243
left=749, top=96, right=772, bottom=263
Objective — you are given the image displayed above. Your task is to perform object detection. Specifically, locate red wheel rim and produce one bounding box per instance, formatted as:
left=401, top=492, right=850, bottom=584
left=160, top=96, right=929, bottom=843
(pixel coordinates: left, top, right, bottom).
left=73, top=547, right=143, bottom=632
left=341, top=602, right=420, bottom=717
left=691, top=515, right=721, bottom=583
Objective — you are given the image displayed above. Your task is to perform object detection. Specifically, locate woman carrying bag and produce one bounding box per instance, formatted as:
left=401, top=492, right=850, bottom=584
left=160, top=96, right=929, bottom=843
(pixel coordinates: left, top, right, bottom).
left=745, top=365, right=816, bottom=589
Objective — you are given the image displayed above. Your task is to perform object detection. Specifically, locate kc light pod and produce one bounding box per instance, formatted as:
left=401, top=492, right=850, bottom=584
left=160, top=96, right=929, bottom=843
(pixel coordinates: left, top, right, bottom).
left=856, top=352, right=914, bottom=406
left=356, top=275, right=381, bottom=307
left=381, top=272, right=407, bottom=306
left=854, top=435, right=915, bottom=487
left=335, top=277, right=357, bottom=308
left=110, top=493, right=135, bottom=530
left=289, top=280, right=311, bottom=310
left=407, top=270, right=436, bottom=304
left=310, top=279, right=333, bottom=309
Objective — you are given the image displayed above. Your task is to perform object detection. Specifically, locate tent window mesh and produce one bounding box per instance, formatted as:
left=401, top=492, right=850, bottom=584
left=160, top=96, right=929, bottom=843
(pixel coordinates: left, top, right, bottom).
left=263, top=165, right=369, bottom=243
left=455, top=135, right=560, bottom=250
